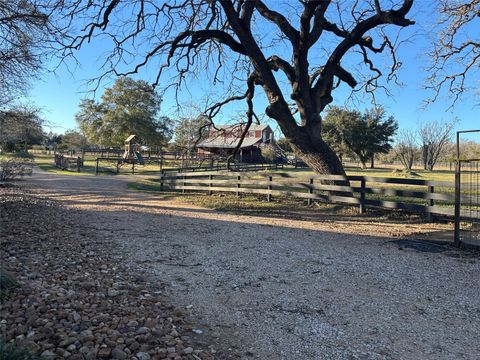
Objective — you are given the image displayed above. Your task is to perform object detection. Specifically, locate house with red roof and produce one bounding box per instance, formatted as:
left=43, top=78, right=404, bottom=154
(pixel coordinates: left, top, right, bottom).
left=196, top=123, right=274, bottom=163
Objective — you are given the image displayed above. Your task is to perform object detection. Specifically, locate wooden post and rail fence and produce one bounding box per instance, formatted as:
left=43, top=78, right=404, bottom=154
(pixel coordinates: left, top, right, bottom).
left=94, top=159, right=284, bottom=175
left=54, top=154, right=82, bottom=172
left=158, top=169, right=480, bottom=220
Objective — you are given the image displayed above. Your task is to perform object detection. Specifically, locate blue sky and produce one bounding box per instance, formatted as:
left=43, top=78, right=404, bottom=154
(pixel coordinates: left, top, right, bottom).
left=27, top=1, right=478, bottom=141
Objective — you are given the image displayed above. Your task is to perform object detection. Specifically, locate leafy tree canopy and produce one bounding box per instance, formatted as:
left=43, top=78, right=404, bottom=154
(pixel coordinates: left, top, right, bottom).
left=0, top=104, right=44, bottom=151
left=323, top=106, right=398, bottom=168
left=276, top=138, right=293, bottom=154
left=322, top=107, right=358, bottom=160
left=58, top=130, right=88, bottom=151
left=75, top=77, right=173, bottom=148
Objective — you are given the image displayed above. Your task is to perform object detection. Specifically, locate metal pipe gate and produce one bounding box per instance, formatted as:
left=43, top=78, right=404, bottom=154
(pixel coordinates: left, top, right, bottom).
left=454, top=130, right=480, bottom=247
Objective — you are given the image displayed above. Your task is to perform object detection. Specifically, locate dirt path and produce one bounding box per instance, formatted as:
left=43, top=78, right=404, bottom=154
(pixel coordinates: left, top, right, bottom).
left=24, top=170, right=480, bottom=360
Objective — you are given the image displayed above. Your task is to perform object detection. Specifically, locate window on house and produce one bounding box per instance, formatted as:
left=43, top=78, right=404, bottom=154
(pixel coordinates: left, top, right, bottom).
left=249, top=131, right=255, bottom=137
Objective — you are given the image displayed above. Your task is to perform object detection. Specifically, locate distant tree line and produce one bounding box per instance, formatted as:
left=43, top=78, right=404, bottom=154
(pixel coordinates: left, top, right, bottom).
left=275, top=106, right=476, bottom=171
left=0, top=104, right=44, bottom=152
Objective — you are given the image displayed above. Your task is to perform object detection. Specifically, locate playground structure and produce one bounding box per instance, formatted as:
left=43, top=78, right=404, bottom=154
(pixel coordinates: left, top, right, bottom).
left=93, top=135, right=149, bottom=174
left=123, top=135, right=145, bottom=165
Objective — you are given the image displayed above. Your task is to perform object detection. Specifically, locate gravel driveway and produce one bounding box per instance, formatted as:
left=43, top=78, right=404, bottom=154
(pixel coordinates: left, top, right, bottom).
left=25, top=170, right=480, bottom=360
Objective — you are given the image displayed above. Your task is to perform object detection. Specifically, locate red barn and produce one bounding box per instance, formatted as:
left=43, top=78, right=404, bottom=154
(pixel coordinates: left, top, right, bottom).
left=196, top=124, right=274, bottom=163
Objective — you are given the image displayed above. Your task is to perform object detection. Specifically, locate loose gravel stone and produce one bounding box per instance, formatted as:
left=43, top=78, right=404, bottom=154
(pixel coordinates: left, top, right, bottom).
left=136, top=351, right=151, bottom=360
left=0, top=188, right=209, bottom=360
left=183, top=347, right=194, bottom=354
left=112, top=346, right=128, bottom=359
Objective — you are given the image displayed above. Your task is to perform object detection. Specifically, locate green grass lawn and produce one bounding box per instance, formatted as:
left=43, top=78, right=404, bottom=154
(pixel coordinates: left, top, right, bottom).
left=268, top=166, right=456, bottom=182
left=33, top=153, right=94, bottom=176
left=127, top=179, right=353, bottom=215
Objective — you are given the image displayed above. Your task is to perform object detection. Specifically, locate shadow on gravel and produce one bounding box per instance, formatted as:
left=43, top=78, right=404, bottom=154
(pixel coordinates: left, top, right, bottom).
left=389, top=237, right=480, bottom=259
left=389, top=238, right=453, bottom=253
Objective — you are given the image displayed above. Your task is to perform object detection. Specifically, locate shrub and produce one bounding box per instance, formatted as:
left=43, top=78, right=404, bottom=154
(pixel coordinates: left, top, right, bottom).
left=0, top=159, right=33, bottom=181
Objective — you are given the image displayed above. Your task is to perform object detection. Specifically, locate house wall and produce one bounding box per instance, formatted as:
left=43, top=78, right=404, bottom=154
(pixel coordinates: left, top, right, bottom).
left=197, top=125, right=273, bottom=163
left=196, top=147, right=264, bottom=163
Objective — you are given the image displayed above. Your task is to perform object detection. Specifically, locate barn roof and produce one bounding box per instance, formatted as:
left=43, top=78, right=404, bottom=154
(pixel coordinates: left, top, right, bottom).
left=214, top=123, right=270, bottom=131
left=125, top=134, right=138, bottom=143
left=197, top=136, right=261, bottom=149
left=196, top=123, right=270, bottom=149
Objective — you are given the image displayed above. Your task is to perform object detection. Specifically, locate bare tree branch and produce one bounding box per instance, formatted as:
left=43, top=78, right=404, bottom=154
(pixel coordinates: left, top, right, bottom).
left=426, top=0, right=480, bottom=107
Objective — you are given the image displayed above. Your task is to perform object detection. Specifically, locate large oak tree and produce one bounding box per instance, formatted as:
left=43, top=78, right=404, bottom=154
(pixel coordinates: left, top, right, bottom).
left=75, top=77, right=173, bottom=147
left=60, top=0, right=415, bottom=175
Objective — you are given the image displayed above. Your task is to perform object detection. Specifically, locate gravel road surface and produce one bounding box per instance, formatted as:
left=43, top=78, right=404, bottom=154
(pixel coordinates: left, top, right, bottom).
left=23, top=170, right=480, bottom=360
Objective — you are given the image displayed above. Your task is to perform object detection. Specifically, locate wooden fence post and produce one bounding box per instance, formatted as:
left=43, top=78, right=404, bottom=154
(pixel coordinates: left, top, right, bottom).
left=95, top=158, right=99, bottom=175
left=307, top=178, right=313, bottom=206
left=77, top=157, right=81, bottom=172
left=267, top=175, right=272, bottom=202
left=160, top=170, right=164, bottom=192
left=359, top=178, right=366, bottom=214
left=427, top=185, right=434, bottom=222
left=236, top=175, right=241, bottom=197
left=182, top=175, right=186, bottom=194
left=208, top=174, right=213, bottom=195
left=132, top=161, right=135, bottom=175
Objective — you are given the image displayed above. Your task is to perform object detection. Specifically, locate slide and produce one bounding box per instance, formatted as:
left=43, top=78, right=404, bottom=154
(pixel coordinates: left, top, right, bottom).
left=134, top=151, right=145, bottom=165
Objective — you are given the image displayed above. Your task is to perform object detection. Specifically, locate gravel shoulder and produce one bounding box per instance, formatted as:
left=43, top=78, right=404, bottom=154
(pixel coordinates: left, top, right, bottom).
left=7, top=169, right=480, bottom=359
left=1, top=186, right=214, bottom=360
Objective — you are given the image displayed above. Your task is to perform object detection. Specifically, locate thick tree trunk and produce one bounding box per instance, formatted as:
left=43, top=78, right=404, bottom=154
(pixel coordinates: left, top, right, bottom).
left=267, top=106, right=346, bottom=177
left=407, top=158, right=413, bottom=170
left=370, top=156, right=375, bottom=169
left=289, top=136, right=346, bottom=176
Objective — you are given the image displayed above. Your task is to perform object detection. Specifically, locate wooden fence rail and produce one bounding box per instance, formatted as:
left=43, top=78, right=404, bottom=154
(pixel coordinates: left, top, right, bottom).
left=162, top=163, right=284, bottom=174
left=158, top=170, right=480, bottom=220
left=94, top=158, right=284, bottom=175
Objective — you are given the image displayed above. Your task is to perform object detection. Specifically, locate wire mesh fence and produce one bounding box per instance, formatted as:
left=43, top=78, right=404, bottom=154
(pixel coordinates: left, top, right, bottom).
left=454, top=129, right=480, bottom=247
left=456, top=159, right=480, bottom=246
